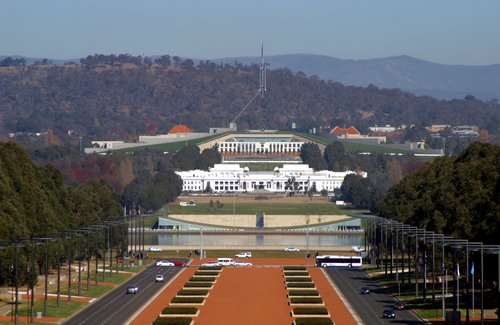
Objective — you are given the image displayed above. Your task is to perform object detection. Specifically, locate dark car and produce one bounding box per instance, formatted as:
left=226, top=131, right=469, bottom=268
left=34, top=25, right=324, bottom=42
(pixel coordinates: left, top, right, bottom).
left=126, top=286, right=139, bottom=294
left=394, top=302, right=405, bottom=310
left=361, top=287, right=370, bottom=294
left=383, top=309, right=396, bottom=318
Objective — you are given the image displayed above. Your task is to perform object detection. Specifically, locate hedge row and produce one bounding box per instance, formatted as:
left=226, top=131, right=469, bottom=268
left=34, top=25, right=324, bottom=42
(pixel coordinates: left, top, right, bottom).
left=284, top=266, right=307, bottom=271
left=199, top=266, right=222, bottom=270
left=153, top=317, right=193, bottom=325
left=290, top=297, right=323, bottom=304
left=294, top=317, right=333, bottom=325
left=184, top=282, right=213, bottom=288
left=289, top=290, right=320, bottom=296
left=189, top=277, right=216, bottom=282
left=287, top=283, right=315, bottom=288
left=171, top=297, right=205, bottom=304
left=293, top=307, right=329, bottom=315
left=284, top=271, right=309, bottom=276
left=177, top=289, right=209, bottom=296
left=162, top=307, right=198, bottom=315
left=286, top=277, right=312, bottom=282
left=194, top=271, right=219, bottom=276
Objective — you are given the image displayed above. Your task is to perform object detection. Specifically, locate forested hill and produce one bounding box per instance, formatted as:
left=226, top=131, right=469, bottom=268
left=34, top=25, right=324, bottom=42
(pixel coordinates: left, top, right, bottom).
left=0, top=57, right=499, bottom=142
left=0, top=141, right=123, bottom=241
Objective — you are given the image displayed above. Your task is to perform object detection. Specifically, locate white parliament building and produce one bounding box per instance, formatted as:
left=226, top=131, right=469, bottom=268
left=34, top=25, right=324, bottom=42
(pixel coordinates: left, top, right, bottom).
left=176, top=164, right=367, bottom=194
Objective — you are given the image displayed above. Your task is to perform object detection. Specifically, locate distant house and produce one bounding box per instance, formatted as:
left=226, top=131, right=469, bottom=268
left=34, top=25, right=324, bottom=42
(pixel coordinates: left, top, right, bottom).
left=426, top=125, right=450, bottom=133
left=168, top=124, right=193, bottom=134
left=369, top=125, right=396, bottom=133
left=330, top=126, right=361, bottom=137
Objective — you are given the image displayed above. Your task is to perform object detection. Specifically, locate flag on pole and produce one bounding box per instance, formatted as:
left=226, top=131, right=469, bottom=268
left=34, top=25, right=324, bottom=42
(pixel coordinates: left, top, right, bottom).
left=456, top=263, right=460, bottom=277
left=470, top=262, right=474, bottom=276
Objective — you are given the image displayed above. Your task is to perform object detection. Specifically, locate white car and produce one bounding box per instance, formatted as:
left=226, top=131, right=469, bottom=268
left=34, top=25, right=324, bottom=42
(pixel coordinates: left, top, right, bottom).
left=284, top=247, right=300, bottom=252
left=234, top=261, right=252, bottom=267
left=235, top=252, right=252, bottom=258
left=149, top=247, right=163, bottom=252
left=201, top=261, right=221, bottom=267
left=156, top=260, right=175, bottom=267
left=155, top=274, right=164, bottom=282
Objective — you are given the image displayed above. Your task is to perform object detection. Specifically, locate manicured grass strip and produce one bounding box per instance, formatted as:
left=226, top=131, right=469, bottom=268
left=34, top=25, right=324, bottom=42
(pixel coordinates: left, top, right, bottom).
left=290, top=297, right=323, bottom=304
left=184, top=282, right=213, bottom=288
left=284, top=266, right=307, bottom=271
left=293, top=307, right=329, bottom=315
left=162, top=307, right=198, bottom=315
left=10, top=299, right=87, bottom=318
left=178, top=289, right=209, bottom=296
left=194, top=271, right=219, bottom=276
left=287, top=283, right=316, bottom=288
left=294, top=317, right=333, bottom=325
left=286, top=277, right=313, bottom=282
left=189, top=276, right=216, bottom=282
left=285, top=271, right=309, bottom=276
left=171, top=297, right=205, bottom=304
left=153, top=317, right=193, bottom=324
left=289, top=290, right=320, bottom=296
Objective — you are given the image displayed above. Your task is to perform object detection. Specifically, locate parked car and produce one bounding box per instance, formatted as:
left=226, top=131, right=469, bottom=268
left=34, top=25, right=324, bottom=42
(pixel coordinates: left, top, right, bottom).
left=383, top=309, right=396, bottom=318
left=234, top=261, right=252, bottom=267
left=361, top=287, right=370, bottom=294
left=284, top=247, right=300, bottom=252
left=394, top=302, right=405, bottom=310
left=149, top=247, right=163, bottom=252
left=172, top=260, right=186, bottom=267
left=156, top=260, right=175, bottom=267
left=235, top=252, right=252, bottom=258
left=155, top=274, right=164, bottom=282
left=217, top=258, right=235, bottom=266
left=201, top=261, right=221, bottom=267
left=126, top=286, right=139, bottom=294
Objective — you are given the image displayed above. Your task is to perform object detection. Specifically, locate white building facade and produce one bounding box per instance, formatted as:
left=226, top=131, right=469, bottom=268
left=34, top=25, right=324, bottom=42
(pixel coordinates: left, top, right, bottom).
left=176, top=164, right=367, bottom=194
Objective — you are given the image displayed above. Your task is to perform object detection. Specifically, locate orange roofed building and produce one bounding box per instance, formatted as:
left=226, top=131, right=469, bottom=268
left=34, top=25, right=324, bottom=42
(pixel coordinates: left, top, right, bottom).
left=168, top=124, right=193, bottom=134
left=330, top=126, right=361, bottom=136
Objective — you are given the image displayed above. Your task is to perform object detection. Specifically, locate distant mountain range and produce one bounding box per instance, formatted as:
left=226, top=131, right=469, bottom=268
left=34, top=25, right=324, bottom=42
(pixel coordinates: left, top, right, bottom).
left=3, top=53, right=500, bottom=101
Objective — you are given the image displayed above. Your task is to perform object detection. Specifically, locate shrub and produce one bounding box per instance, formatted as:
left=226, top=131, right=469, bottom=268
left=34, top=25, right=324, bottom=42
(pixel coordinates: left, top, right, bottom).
left=294, top=317, right=333, bottom=325
left=184, top=282, right=212, bottom=288
left=293, top=307, right=329, bottom=315
left=199, top=266, right=222, bottom=270
left=290, top=297, right=323, bottom=304
left=177, top=289, right=209, bottom=296
left=287, top=283, right=315, bottom=288
left=189, top=277, right=216, bottom=282
left=289, top=290, right=319, bottom=296
left=286, top=277, right=312, bottom=282
left=284, top=266, right=307, bottom=271
left=171, top=297, right=204, bottom=304
left=153, top=317, right=193, bottom=325
left=161, top=307, right=198, bottom=315
left=284, top=271, right=309, bottom=276
left=194, top=271, right=219, bottom=276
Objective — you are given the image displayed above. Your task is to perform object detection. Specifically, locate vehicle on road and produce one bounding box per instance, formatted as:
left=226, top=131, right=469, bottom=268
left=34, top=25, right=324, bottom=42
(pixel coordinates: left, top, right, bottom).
left=201, top=261, right=221, bottom=267
left=217, top=258, right=235, bottom=266
left=352, top=245, right=365, bottom=253
left=172, top=260, right=186, bottom=267
left=394, top=302, right=405, bottom=310
left=316, top=255, right=362, bottom=268
left=284, top=247, right=300, bottom=252
left=156, top=260, right=175, bottom=267
left=126, top=286, right=139, bottom=294
left=235, top=252, right=252, bottom=258
left=234, top=261, right=252, bottom=267
left=383, top=309, right=396, bottom=318
left=361, top=287, right=370, bottom=294
left=149, top=247, right=163, bottom=252
left=155, top=275, right=164, bottom=282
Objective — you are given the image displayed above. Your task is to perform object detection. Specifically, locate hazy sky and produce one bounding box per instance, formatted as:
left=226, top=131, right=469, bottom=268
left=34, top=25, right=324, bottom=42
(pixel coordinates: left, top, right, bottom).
left=2, top=1, right=499, bottom=65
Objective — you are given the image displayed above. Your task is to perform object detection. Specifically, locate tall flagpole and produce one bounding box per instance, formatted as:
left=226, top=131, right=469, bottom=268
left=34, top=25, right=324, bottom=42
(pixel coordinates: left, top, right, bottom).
left=471, top=262, right=475, bottom=317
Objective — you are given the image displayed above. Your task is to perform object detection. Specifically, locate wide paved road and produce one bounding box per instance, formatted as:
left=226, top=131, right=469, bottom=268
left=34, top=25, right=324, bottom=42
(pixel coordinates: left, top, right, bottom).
left=64, top=259, right=187, bottom=325
left=324, top=268, right=424, bottom=324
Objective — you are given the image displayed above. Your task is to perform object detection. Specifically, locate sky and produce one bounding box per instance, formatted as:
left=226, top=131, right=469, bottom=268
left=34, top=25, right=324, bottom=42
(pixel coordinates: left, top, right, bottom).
left=1, top=0, right=499, bottom=65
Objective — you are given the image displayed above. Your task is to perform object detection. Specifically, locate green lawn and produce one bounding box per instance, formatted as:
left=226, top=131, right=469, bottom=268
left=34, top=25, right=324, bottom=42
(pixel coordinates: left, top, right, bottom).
left=8, top=299, right=87, bottom=318
left=165, top=203, right=344, bottom=215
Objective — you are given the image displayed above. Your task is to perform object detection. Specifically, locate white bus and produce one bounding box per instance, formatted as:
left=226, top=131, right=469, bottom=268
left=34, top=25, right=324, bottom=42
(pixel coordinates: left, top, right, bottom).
left=315, top=255, right=362, bottom=268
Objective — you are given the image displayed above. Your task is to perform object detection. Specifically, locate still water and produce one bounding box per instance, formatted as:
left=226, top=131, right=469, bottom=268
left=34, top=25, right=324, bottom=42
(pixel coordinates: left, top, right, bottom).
left=142, top=232, right=363, bottom=248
